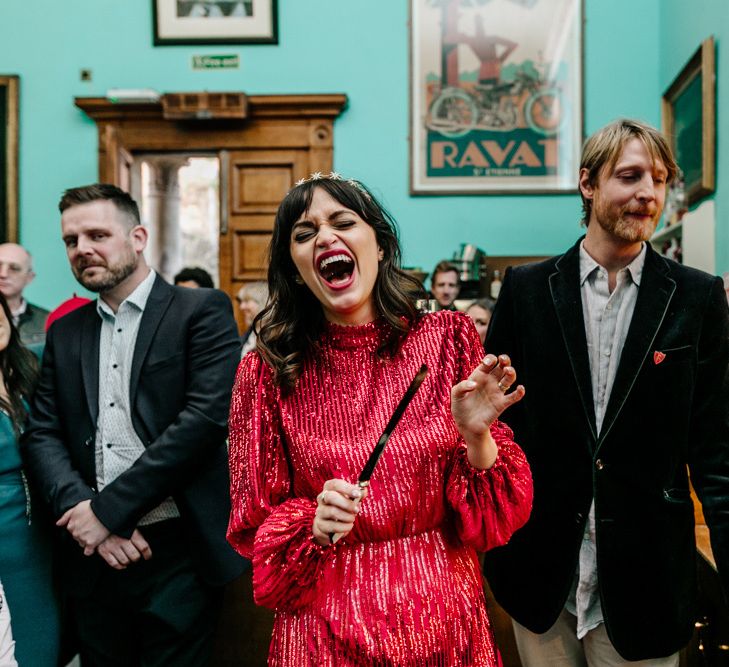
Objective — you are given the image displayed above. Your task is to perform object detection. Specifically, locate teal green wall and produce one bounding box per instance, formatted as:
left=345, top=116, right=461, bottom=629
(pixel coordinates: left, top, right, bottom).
left=0, top=0, right=665, bottom=308
left=660, top=0, right=728, bottom=274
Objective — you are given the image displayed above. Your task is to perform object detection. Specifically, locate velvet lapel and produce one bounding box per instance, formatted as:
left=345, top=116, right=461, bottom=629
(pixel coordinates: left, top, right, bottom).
left=549, top=241, right=598, bottom=442
left=80, top=305, right=102, bottom=426
left=596, top=246, right=675, bottom=450
left=129, top=275, right=173, bottom=409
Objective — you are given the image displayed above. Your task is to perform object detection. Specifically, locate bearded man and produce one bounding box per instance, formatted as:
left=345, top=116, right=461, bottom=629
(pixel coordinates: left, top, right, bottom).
left=482, top=119, right=729, bottom=665
left=23, top=184, right=246, bottom=666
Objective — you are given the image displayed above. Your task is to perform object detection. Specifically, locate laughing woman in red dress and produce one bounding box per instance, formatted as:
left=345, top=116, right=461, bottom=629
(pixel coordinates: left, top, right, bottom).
left=227, top=174, right=533, bottom=666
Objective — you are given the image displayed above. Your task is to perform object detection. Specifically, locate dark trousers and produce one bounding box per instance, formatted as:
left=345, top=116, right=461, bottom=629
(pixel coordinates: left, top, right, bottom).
left=72, top=520, right=222, bottom=667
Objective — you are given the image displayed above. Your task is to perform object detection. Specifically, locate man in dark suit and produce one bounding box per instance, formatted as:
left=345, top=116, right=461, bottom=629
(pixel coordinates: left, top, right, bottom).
left=23, top=184, right=246, bottom=665
left=483, top=119, right=729, bottom=665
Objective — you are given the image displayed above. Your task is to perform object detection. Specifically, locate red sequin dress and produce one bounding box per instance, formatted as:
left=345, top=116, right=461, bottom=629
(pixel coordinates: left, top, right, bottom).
left=228, top=310, right=533, bottom=666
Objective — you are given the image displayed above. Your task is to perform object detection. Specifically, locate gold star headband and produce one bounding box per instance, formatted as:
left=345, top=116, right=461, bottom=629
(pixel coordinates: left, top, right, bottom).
left=292, top=171, right=371, bottom=199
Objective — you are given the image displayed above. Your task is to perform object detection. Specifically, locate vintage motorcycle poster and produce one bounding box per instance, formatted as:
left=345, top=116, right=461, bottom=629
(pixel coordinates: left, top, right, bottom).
left=410, top=0, right=582, bottom=194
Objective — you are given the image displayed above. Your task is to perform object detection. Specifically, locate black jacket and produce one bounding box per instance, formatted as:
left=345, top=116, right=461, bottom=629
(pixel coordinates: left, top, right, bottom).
left=22, top=276, right=246, bottom=591
left=482, top=240, right=729, bottom=660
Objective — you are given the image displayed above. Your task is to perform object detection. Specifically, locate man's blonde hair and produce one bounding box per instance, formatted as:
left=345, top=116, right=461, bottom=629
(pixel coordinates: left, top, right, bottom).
left=579, top=118, right=678, bottom=226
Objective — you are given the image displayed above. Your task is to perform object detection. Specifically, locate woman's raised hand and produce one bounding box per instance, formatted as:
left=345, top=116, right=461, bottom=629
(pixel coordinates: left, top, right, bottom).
left=313, top=479, right=367, bottom=546
left=450, top=354, right=525, bottom=469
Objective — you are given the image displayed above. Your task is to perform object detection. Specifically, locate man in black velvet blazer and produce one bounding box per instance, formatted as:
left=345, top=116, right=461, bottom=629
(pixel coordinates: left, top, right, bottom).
left=23, top=184, right=245, bottom=666
left=483, top=120, right=729, bottom=665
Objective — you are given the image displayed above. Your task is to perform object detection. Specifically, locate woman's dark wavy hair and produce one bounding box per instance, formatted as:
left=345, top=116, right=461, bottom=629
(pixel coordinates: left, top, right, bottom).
left=0, top=293, right=39, bottom=435
left=256, top=178, right=426, bottom=391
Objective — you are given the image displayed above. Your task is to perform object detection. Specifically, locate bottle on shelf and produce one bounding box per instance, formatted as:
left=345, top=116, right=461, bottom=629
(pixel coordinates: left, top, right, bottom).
left=490, top=270, right=502, bottom=299
left=665, top=168, right=687, bottom=227
left=674, top=169, right=687, bottom=223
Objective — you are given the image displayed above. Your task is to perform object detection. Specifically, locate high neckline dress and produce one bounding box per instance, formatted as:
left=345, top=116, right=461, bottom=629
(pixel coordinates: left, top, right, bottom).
left=228, top=310, right=532, bottom=666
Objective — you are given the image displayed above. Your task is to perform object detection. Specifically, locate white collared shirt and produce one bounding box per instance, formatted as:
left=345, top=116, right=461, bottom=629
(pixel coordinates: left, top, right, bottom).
left=95, top=269, right=179, bottom=525
left=9, top=299, right=26, bottom=327
left=566, top=241, right=646, bottom=638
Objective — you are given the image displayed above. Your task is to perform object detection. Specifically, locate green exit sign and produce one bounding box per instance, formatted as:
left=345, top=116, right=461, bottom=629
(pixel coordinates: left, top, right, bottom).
left=192, top=55, right=240, bottom=70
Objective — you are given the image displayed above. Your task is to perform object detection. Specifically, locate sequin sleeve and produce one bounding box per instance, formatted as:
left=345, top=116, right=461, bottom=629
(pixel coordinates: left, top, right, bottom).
left=446, top=421, right=533, bottom=551
left=444, top=312, right=533, bottom=552
left=227, top=353, right=333, bottom=610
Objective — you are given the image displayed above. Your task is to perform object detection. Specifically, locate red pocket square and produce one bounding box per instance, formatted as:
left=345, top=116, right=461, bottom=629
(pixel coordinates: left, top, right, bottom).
left=653, top=351, right=666, bottom=365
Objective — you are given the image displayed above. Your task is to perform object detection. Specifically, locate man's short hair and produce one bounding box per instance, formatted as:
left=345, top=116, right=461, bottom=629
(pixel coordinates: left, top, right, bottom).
left=579, top=118, right=678, bottom=226
left=431, top=260, right=460, bottom=284
left=174, top=267, right=215, bottom=288
left=58, top=183, right=141, bottom=228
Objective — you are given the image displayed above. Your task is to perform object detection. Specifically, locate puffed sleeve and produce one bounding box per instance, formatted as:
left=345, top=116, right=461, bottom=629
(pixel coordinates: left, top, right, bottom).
left=227, top=353, right=333, bottom=610
left=444, top=313, right=533, bottom=552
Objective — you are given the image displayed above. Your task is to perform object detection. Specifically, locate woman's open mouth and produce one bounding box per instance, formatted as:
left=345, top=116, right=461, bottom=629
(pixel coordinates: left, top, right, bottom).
left=317, top=251, right=355, bottom=290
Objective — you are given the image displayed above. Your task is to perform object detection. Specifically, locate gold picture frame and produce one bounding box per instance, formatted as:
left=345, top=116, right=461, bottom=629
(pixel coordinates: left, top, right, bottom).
left=0, top=76, right=18, bottom=243
left=662, top=36, right=715, bottom=206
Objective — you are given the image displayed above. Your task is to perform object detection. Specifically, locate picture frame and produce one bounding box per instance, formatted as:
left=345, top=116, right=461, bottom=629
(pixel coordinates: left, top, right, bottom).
left=410, top=0, right=583, bottom=195
left=661, top=36, right=715, bottom=206
left=0, top=76, right=18, bottom=243
left=153, top=0, right=278, bottom=45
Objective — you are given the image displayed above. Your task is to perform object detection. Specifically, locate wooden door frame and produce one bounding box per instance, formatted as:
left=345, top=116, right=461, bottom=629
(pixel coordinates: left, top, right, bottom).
left=75, top=95, right=347, bottom=181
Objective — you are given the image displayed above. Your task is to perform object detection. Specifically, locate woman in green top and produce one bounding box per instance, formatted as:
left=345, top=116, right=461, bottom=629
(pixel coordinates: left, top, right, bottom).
left=0, top=292, right=60, bottom=666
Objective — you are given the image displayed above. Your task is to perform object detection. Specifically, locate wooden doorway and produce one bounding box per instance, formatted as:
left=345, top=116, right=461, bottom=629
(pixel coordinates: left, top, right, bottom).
left=76, top=94, right=347, bottom=331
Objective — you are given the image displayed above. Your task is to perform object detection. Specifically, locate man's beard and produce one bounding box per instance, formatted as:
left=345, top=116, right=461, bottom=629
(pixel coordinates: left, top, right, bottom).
left=73, top=250, right=137, bottom=293
left=593, top=199, right=661, bottom=244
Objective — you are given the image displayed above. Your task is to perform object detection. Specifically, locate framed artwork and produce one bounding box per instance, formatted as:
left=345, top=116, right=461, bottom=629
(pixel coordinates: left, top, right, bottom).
left=153, top=0, right=278, bottom=45
left=410, top=0, right=583, bottom=195
left=0, top=76, right=18, bottom=243
left=662, top=36, right=715, bottom=206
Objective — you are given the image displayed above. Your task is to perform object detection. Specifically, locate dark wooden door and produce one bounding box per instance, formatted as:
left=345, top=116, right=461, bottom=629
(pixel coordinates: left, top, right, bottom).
left=219, top=148, right=308, bottom=332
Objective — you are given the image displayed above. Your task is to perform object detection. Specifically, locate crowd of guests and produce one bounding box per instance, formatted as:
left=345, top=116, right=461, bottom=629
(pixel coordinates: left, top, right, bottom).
left=0, top=118, right=727, bottom=667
